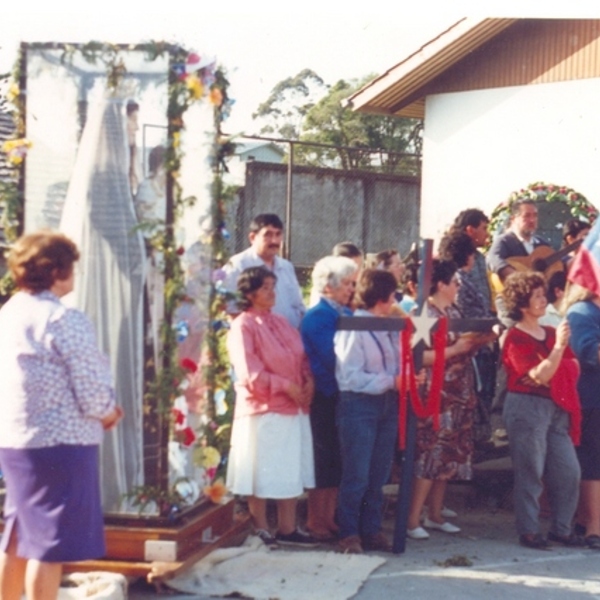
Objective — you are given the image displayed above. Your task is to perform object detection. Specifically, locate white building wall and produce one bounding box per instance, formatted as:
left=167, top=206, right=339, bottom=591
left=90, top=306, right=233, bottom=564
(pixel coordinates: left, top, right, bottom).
left=421, top=78, right=600, bottom=243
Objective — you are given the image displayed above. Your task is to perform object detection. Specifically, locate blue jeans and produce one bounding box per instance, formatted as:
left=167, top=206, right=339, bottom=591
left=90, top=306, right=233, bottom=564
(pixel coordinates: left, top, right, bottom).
left=336, top=390, right=398, bottom=539
left=503, top=392, right=580, bottom=536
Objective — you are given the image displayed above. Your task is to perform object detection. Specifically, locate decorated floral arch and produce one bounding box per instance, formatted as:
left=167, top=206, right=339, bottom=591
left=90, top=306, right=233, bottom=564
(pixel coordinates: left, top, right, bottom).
left=0, top=41, right=236, bottom=518
left=488, top=181, right=598, bottom=241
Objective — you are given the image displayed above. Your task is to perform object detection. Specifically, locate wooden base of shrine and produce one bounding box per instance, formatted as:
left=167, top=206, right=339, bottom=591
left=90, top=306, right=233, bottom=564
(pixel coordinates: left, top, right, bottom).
left=63, top=499, right=251, bottom=585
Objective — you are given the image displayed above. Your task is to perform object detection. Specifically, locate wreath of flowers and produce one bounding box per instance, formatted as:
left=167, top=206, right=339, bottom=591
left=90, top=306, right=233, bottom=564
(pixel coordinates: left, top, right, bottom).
left=0, top=41, right=237, bottom=517
left=488, top=181, right=598, bottom=243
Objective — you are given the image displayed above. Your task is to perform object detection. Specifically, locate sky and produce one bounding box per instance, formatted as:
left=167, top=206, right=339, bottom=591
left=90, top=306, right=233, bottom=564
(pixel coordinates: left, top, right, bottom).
left=2, top=1, right=600, bottom=135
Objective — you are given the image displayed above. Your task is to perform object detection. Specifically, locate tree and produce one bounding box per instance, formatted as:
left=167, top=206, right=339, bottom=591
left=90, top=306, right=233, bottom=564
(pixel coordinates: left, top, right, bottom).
left=252, top=69, right=326, bottom=140
left=252, top=72, right=422, bottom=175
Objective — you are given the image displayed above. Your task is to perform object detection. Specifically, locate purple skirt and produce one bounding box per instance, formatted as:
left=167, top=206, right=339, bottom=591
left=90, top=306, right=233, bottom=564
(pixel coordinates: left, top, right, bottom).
left=0, top=444, right=105, bottom=562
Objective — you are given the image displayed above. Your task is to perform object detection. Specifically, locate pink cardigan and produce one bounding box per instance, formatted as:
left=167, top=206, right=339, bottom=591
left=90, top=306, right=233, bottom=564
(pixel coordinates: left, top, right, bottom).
left=227, top=308, right=312, bottom=417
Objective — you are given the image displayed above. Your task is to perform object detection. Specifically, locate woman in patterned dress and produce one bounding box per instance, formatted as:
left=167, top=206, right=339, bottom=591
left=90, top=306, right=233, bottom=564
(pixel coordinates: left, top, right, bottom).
left=406, top=259, right=478, bottom=540
left=0, top=231, right=122, bottom=600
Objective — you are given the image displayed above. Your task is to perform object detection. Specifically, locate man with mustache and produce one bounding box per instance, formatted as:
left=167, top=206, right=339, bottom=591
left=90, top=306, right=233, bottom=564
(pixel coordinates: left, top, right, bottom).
left=223, top=213, right=305, bottom=328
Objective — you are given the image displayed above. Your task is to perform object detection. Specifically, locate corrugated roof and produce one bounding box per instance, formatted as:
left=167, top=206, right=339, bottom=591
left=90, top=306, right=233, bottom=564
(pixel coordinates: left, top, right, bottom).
left=347, top=17, right=518, bottom=119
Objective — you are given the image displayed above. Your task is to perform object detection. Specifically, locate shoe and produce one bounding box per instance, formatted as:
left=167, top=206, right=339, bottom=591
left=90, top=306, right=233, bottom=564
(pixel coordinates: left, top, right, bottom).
left=519, top=533, right=551, bottom=550
left=361, top=532, right=391, bottom=552
left=338, top=535, right=363, bottom=554
left=547, top=531, right=586, bottom=547
left=307, top=528, right=337, bottom=542
left=275, top=529, right=320, bottom=547
left=574, top=522, right=586, bottom=536
left=407, top=526, right=430, bottom=540
left=423, top=517, right=461, bottom=533
left=585, top=534, right=600, bottom=550
left=422, top=506, right=458, bottom=520
left=255, top=528, right=279, bottom=548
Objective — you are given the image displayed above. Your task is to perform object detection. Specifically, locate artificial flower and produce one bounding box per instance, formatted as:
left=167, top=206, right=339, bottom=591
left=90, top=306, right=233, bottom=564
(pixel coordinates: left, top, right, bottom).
left=203, top=478, right=227, bottom=504
left=172, top=408, right=185, bottom=426
left=201, top=446, right=221, bottom=469
left=178, top=426, right=196, bottom=447
left=209, top=87, right=223, bottom=107
left=181, top=357, right=198, bottom=373
left=186, top=74, right=204, bottom=100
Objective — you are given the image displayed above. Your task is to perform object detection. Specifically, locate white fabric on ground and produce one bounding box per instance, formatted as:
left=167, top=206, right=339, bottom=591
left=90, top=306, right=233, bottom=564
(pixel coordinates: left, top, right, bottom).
left=58, top=572, right=127, bottom=600
left=166, top=535, right=385, bottom=600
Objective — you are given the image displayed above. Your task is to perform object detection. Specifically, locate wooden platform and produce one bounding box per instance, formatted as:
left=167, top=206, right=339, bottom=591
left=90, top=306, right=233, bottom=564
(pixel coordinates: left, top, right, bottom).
left=46, top=499, right=251, bottom=585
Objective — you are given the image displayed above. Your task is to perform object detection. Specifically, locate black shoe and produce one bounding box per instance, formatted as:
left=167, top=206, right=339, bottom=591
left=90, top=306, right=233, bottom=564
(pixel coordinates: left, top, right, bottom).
left=255, top=528, right=279, bottom=548
left=275, top=529, right=320, bottom=547
left=547, top=531, right=586, bottom=547
left=519, top=533, right=552, bottom=550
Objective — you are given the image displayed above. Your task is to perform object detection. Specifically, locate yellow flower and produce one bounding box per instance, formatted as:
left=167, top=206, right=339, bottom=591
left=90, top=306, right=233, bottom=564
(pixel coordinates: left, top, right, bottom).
left=209, top=87, right=223, bottom=107
left=6, top=83, right=20, bottom=103
left=199, top=446, right=221, bottom=469
left=186, top=74, right=204, bottom=100
left=203, top=478, right=227, bottom=504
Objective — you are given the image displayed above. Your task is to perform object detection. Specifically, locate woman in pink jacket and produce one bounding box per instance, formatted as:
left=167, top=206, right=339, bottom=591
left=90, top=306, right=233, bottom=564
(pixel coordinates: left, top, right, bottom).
left=226, top=266, right=317, bottom=548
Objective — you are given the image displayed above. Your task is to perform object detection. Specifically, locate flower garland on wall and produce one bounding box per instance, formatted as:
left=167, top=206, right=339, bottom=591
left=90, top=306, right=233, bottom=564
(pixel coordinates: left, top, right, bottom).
left=489, top=181, right=598, bottom=242
left=0, top=41, right=237, bottom=518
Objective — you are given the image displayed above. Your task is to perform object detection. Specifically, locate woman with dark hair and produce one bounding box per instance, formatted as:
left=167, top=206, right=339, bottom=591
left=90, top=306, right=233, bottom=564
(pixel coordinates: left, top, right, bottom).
left=0, top=231, right=122, bottom=600
left=334, top=269, right=400, bottom=554
left=301, top=256, right=358, bottom=540
left=565, top=283, right=600, bottom=550
left=406, top=259, right=478, bottom=540
left=226, top=266, right=317, bottom=548
left=438, top=231, right=486, bottom=318
left=502, top=272, right=582, bottom=549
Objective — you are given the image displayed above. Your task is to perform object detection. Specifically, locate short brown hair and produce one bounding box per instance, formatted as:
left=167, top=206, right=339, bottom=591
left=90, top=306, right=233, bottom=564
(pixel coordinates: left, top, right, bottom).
left=355, top=269, right=398, bottom=309
left=8, top=230, right=79, bottom=292
left=502, top=271, right=546, bottom=322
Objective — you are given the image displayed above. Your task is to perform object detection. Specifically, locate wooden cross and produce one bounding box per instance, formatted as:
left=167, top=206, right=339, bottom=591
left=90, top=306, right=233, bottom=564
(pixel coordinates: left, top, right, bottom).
left=337, top=239, right=499, bottom=554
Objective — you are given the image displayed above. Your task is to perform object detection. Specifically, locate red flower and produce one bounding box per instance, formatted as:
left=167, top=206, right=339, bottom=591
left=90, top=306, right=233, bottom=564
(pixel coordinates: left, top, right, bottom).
left=176, top=246, right=185, bottom=256
left=172, top=408, right=185, bottom=426
left=181, top=426, right=196, bottom=447
left=181, top=358, right=198, bottom=373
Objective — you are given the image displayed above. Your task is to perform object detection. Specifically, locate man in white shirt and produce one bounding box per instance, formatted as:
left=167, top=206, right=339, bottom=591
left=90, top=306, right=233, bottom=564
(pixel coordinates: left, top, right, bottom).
left=223, top=213, right=305, bottom=328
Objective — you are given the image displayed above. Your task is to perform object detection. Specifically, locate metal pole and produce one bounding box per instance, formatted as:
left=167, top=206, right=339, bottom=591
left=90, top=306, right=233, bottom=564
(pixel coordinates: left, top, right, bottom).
left=284, top=141, right=294, bottom=260
left=392, top=238, right=434, bottom=553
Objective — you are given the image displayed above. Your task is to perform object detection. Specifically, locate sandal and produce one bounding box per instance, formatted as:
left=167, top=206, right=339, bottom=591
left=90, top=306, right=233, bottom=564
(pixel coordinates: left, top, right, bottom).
left=547, top=531, right=586, bottom=547
left=585, top=534, right=600, bottom=550
left=519, top=533, right=552, bottom=550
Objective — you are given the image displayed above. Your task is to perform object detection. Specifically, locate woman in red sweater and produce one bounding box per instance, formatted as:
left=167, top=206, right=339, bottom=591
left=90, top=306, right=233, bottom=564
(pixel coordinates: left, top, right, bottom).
left=502, top=271, right=583, bottom=549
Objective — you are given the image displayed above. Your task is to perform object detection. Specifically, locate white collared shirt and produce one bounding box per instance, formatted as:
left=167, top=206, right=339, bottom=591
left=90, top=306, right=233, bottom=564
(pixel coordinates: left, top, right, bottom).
left=223, top=247, right=306, bottom=328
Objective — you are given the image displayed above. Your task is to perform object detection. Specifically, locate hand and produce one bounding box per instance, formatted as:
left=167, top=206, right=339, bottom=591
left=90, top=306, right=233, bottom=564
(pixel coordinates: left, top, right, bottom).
left=301, top=379, right=315, bottom=407
left=287, top=383, right=304, bottom=407
left=452, top=336, right=476, bottom=356
left=101, top=406, right=124, bottom=430
left=555, top=320, right=571, bottom=350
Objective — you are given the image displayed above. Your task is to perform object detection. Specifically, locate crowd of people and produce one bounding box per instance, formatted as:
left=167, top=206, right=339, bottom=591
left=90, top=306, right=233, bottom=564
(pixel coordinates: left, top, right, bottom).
left=223, top=205, right=600, bottom=555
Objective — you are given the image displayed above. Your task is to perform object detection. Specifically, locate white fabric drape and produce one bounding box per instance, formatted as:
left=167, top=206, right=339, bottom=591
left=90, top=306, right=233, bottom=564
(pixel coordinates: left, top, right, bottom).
left=60, top=97, right=145, bottom=512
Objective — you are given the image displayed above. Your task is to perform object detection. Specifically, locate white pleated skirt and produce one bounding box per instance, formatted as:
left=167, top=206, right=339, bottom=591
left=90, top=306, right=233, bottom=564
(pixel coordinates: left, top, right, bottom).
left=226, top=411, right=315, bottom=499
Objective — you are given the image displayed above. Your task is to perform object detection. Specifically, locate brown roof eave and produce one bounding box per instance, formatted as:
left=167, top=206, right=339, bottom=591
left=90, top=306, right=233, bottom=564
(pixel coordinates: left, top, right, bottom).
left=349, top=17, right=518, bottom=118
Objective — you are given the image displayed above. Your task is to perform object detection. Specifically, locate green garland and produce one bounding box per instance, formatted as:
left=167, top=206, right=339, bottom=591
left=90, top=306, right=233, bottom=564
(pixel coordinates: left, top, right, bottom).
left=489, top=181, right=597, bottom=241
left=0, top=41, right=237, bottom=517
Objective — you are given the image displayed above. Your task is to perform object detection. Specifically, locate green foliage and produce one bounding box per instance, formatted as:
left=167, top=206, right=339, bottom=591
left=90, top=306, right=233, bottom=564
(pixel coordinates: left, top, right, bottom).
left=253, top=68, right=326, bottom=140
left=253, top=71, right=422, bottom=174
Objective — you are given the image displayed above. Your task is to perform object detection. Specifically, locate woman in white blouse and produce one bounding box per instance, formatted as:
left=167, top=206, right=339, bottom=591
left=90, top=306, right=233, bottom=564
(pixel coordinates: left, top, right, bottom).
left=334, top=269, right=400, bottom=554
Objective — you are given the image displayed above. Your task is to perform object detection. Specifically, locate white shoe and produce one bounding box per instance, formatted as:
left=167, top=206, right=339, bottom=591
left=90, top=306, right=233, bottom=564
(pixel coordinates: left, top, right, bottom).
left=407, top=526, right=430, bottom=540
left=441, top=506, right=458, bottom=518
left=423, top=518, right=461, bottom=533
left=422, top=506, right=458, bottom=521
